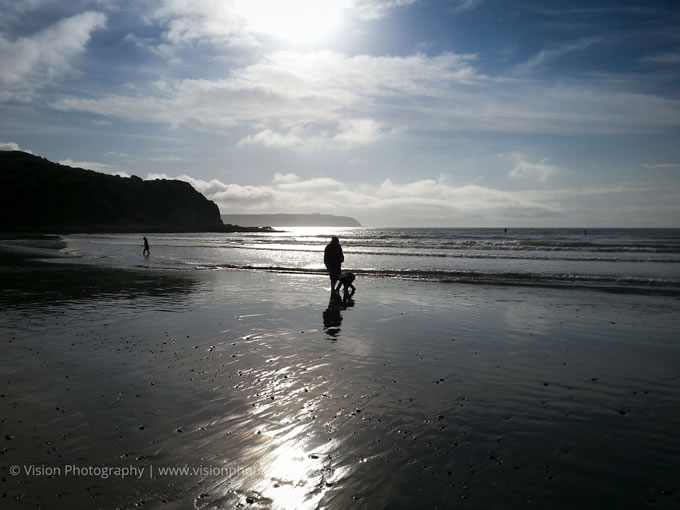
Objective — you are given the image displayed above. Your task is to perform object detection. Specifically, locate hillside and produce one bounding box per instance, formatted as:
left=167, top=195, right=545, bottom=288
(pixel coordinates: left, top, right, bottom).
left=0, top=151, right=268, bottom=233
left=221, top=213, right=362, bottom=227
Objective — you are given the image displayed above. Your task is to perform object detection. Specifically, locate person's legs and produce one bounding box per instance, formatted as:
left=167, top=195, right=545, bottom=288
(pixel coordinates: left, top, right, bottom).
left=329, top=270, right=339, bottom=292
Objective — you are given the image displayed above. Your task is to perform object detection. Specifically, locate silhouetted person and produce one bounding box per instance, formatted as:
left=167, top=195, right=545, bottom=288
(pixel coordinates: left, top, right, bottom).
left=324, top=236, right=344, bottom=292
left=335, top=272, right=356, bottom=295
left=142, top=237, right=150, bottom=256
left=504, top=228, right=507, bottom=235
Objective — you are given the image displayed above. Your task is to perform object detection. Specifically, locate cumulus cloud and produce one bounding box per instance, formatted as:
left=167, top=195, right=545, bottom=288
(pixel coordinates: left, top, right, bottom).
left=272, top=172, right=300, bottom=184
left=58, top=158, right=125, bottom=174
left=149, top=0, right=256, bottom=48
left=50, top=39, right=680, bottom=146
left=642, top=163, right=680, bottom=169
left=0, top=0, right=61, bottom=31
left=238, top=129, right=304, bottom=148
left=238, top=118, right=388, bottom=148
left=143, top=171, right=564, bottom=225
left=0, top=11, right=106, bottom=100
left=334, top=118, right=385, bottom=145
left=506, top=153, right=561, bottom=181
left=52, top=50, right=484, bottom=147
left=138, top=169, right=670, bottom=226
left=0, top=141, right=31, bottom=152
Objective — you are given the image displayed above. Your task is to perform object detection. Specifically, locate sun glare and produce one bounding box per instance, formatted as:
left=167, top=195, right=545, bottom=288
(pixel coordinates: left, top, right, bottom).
left=235, top=0, right=348, bottom=44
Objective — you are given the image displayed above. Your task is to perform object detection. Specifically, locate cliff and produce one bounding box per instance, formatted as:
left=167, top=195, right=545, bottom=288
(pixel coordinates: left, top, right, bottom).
left=221, top=213, right=362, bottom=227
left=0, top=151, right=268, bottom=233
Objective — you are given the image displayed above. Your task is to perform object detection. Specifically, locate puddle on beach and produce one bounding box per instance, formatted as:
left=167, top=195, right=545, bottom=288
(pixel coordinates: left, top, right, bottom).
left=1, top=266, right=679, bottom=509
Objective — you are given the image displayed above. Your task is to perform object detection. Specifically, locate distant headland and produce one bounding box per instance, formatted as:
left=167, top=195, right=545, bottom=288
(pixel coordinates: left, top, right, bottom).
left=221, top=213, right=362, bottom=227
left=0, top=151, right=272, bottom=234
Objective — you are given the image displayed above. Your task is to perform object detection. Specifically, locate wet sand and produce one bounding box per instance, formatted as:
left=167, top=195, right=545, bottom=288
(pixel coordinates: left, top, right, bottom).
left=1, top=259, right=679, bottom=509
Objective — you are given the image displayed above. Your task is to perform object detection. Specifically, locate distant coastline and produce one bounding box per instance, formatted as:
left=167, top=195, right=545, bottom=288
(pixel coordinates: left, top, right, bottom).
left=221, top=213, right=362, bottom=227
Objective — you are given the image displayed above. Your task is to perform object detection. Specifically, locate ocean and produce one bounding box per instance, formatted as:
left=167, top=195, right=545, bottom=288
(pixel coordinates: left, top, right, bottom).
left=59, top=227, right=680, bottom=295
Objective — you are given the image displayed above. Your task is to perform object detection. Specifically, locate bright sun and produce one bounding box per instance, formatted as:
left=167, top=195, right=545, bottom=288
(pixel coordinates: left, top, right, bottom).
left=235, top=0, right=348, bottom=44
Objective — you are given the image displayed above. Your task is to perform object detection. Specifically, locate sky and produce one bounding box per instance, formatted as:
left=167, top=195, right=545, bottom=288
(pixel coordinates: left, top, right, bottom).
left=1, top=0, right=679, bottom=227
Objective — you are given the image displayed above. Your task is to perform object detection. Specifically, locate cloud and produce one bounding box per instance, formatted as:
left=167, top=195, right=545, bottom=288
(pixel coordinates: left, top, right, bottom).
left=145, top=173, right=262, bottom=200
left=58, top=158, right=121, bottom=174
left=238, top=118, right=388, bottom=148
left=16, top=6, right=667, bottom=147
left=0, top=0, right=60, bottom=31
left=48, top=33, right=680, bottom=144
left=334, top=118, right=385, bottom=144
left=149, top=0, right=257, bottom=49
left=238, top=129, right=304, bottom=148
left=0, top=11, right=106, bottom=100
left=138, top=169, right=677, bottom=226
left=515, top=38, right=599, bottom=74
left=47, top=45, right=680, bottom=151
left=506, top=153, right=561, bottom=181
left=451, top=0, right=484, bottom=13
left=272, top=172, right=300, bottom=184
left=0, top=141, right=32, bottom=153
left=144, top=171, right=563, bottom=225
left=355, top=0, right=418, bottom=20
left=515, top=185, right=653, bottom=202
left=51, top=50, right=484, bottom=145
left=643, top=52, right=680, bottom=65
left=147, top=0, right=419, bottom=49
left=642, top=163, right=680, bottom=169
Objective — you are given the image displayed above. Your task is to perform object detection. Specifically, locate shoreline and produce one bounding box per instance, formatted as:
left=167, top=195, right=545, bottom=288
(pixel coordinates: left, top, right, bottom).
left=0, top=235, right=70, bottom=263
left=3, top=232, right=679, bottom=298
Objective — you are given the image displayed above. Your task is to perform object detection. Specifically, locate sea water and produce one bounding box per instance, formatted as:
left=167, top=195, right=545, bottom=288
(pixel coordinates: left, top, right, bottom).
left=59, top=227, right=680, bottom=295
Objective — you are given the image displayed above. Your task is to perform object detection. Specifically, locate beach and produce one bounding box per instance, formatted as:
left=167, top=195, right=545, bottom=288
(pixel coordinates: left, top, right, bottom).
left=2, top=249, right=679, bottom=509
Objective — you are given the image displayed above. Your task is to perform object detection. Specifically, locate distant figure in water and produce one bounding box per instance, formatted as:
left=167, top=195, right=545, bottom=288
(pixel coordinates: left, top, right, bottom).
left=504, top=228, right=507, bottom=235
left=335, top=272, right=356, bottom=296
left=324, top=236, right=344, bottom=292
left=584, top=229, right=588, bottom=236
left=142, top=237, right=150, bottom=256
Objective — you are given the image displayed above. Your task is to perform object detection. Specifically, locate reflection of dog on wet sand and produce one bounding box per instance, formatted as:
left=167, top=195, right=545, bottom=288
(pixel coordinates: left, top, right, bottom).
left=335, top=272, right=356, bottom=295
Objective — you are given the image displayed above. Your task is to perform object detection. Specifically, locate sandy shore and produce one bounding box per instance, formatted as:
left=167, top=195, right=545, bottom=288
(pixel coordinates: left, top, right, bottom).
left=1, top=258, right=679, bottom=509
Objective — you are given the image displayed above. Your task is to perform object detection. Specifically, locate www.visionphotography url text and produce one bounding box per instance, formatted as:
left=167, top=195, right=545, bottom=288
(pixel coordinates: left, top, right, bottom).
left=8, top=464, right=264, bottom=480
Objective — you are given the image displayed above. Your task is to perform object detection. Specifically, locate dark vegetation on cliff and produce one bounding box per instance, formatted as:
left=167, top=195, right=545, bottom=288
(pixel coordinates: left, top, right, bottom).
left=0, top=151, right=270, bottom=233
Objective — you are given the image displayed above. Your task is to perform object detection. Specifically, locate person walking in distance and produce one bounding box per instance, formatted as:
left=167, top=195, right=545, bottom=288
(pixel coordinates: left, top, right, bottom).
left=142, top=236, right=150, bottom=256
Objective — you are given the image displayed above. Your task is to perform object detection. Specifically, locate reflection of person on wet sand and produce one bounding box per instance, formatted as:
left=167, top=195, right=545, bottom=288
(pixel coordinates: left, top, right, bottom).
left=323, top=294, right=343, bottom=338
left=142, top=237, right=150, bottom=256
left=341, top=290, right=355, bottom=307
left=323, top=289, right=355, bottom=338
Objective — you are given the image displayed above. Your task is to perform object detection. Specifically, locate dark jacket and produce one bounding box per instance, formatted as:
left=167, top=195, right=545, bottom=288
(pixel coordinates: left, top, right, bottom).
left=324, top=242, right=344, bottom=273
